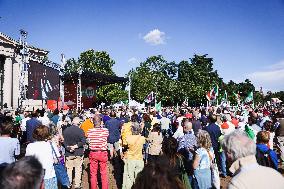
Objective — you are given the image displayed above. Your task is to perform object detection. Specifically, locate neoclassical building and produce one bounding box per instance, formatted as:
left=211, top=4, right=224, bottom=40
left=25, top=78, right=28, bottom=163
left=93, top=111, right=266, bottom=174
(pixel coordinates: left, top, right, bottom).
left=0, top=32, right=60, bottom=110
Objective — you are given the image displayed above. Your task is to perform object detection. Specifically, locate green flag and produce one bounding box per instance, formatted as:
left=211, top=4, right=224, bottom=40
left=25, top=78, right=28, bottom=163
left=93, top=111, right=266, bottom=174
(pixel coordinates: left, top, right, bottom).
left=245, top=91, right=253, bottom=103
left=222, top=90, right=228, bottom=101
left=155, top=101, right=162, bottom=112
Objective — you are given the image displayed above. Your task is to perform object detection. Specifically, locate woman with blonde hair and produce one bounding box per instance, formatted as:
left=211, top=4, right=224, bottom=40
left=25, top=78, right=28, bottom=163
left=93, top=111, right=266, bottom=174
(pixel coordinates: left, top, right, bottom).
left=192, top=130, right=214, bottom=189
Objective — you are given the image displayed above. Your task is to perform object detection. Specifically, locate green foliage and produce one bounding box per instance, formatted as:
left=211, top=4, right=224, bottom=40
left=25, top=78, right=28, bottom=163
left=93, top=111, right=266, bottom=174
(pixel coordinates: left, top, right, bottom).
left=130, top=55, right=178, bottom=105
left=130, top=54, right=223, bottom=106
left=64, top=50, right=127, bottom=104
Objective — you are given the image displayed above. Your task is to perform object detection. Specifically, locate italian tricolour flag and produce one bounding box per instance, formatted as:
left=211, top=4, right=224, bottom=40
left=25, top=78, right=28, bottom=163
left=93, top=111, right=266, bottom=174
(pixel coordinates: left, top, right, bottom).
left=206, top=85, right=219, bottom=101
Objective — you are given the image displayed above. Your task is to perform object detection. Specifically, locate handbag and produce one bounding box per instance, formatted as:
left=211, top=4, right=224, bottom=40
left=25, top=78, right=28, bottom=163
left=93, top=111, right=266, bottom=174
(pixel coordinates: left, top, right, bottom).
left=207, top=150, right=220, bottom=189
left=49, top=142, right=70, bottom=187
left=178, top=156, right=192, bottom=189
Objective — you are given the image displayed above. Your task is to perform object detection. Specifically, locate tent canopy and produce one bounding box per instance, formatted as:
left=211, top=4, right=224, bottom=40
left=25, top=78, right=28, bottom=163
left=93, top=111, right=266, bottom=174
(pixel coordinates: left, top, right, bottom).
left=61, top=71, right=128, bottom=86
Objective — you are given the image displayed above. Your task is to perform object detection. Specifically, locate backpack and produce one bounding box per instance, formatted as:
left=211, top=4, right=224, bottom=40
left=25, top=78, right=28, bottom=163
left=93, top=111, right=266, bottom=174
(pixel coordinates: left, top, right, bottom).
left=255, top=147, right=274, bottom=169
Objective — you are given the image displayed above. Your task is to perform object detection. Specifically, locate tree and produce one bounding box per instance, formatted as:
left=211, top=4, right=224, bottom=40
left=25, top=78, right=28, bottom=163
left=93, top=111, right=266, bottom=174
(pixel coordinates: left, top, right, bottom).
left=177, top=54, right=223, bottom=105
left=130, top=55, right=178, bottom=105
left=64, top=50, right=127, bottom=105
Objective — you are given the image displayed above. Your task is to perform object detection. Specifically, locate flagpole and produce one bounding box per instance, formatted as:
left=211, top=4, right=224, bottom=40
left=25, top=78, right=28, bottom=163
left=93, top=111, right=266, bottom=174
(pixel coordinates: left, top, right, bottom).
left=128, top=74, right=131, bottom=104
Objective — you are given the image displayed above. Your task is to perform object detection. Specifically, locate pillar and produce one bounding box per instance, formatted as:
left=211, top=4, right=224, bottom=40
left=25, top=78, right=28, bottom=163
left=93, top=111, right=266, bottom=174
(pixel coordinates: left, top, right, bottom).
left=3, top=57, right=12, bottom=108
left=13, top=61, right=20, bottom=109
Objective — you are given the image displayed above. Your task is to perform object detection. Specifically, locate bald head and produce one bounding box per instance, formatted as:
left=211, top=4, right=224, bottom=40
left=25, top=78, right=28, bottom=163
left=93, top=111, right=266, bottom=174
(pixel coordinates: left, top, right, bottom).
left=183, top=122, right=192, bottom=133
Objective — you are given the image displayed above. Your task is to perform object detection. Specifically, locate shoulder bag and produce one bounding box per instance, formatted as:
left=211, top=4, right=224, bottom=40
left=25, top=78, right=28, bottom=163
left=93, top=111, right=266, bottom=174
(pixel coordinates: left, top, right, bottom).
left=207, top=150, right=220, bottom=189
left=49, top=141, right=70, bottom=187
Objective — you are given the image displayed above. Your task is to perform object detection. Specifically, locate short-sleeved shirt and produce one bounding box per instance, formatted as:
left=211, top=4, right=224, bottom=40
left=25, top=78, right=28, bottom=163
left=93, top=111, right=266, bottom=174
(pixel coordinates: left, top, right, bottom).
left=0, top=137, right=20, bottom=164
left=160, top=117, right=171, bottom=130
left=126, top=135, right=145, bottom=160
left=80, top=118, right=94, bottom=137
left=178, top=132, right=197, bottom=160
left=87, top=127, right=109, bottom=151
left=26, top=141, right=60, bottom=179
left=121, top=122, right=132, bottom=146
left=195, top=147, right=214, bottom=170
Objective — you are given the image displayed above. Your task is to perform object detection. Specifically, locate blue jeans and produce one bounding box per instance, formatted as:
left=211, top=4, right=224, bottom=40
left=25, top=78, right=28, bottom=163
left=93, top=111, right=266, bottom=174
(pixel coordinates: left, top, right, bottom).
left=220, top=151, right=227, bottom=176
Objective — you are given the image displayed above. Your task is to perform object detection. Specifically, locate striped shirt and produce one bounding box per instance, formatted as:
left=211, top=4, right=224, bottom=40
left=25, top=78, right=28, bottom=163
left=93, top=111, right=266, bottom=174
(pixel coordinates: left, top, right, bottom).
left=87, top=127, right=109, bottom=151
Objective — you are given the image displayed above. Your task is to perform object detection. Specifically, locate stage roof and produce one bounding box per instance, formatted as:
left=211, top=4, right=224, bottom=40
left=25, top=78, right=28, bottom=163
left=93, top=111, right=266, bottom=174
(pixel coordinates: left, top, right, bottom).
left=61, top=71, right=128, bottom=86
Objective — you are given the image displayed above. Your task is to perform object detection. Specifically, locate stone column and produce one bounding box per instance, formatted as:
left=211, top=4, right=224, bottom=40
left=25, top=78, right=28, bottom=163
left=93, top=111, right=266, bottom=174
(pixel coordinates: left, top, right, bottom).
left=3, top=57, right=12, bottom=108
left=13, top=61, right=20, bottom=109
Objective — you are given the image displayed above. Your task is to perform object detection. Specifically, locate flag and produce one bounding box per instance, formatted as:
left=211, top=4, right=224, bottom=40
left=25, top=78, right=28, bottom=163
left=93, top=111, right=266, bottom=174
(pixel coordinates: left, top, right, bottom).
left=206, top=91, right=211, bottom=101
left=245, top=91, right=254, bottom=103
left=155, top=101, right=162, bottom=111
left=144, top=91, right=155, bottom=103
left=222, top=90, right=228, bottom=101
left=206, top=85, right=219, bottom=101
left=182, top=97, right=188, bottom=107
left=233, top=92, right=241, bottom=104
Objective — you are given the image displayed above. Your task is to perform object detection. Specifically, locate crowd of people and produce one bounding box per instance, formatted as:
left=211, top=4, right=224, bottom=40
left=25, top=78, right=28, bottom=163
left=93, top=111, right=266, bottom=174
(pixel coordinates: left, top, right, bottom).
left=0, top=104, right=284, bottom=189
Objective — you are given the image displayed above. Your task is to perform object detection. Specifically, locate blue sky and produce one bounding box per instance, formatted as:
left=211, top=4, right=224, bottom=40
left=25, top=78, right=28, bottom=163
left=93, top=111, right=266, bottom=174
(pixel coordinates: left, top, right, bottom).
left=1, top=0, right=284, bottom=91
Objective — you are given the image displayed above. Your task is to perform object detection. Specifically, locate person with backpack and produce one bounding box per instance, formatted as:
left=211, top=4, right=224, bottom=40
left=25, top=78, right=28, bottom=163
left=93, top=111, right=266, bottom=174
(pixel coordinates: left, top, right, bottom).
left=244, top=116, right=259, bottom=142
left=256, top=131, right=278, bottom=170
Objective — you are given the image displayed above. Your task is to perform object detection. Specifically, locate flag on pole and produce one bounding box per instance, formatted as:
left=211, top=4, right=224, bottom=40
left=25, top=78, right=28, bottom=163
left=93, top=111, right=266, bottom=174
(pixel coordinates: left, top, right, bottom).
left=206, top=85, right=219, bottom=101
left=206, top=91, right=211, bottom=101
left=245, top=91, right=254, bottom=103
left=233, top=92, right=241, bottom=104
left=182, top=97, right=188, bottom=107
left=155, top=101, right=162, bottom=112
left=222, top=90, right=228, bottom=101
left=144, top=91, right=155, bottom=103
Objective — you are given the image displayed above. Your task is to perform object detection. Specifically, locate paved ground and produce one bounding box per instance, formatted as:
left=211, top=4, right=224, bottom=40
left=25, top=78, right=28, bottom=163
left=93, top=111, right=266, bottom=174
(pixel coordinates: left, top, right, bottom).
left=77, top=158, right=232, bottom=189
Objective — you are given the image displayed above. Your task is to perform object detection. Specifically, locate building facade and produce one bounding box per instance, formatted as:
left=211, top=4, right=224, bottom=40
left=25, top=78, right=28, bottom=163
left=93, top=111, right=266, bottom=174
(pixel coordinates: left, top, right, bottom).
left=0, top=32, right=60, bottom=110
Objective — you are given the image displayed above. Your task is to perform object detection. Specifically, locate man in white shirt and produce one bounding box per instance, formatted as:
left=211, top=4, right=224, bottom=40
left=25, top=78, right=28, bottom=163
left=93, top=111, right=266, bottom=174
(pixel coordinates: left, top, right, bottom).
left=38, top=111, right=50, bottom=127
left=160, top=112, right=171, bottom=136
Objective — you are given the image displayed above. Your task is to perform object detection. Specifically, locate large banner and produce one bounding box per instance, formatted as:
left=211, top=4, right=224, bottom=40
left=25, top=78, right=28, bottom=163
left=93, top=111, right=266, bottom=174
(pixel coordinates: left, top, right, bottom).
left=27, top=61, right=60, bottom=100
left=64, top=80, right=97, bottom=109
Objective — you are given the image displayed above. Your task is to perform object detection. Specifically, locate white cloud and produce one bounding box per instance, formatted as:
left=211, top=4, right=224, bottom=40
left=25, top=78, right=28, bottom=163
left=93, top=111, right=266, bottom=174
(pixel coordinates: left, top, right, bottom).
left=127, top=57, right=139, bottom=64
left=143, top=29, right=166, bottom=45
left=247, top=60, right=284, bottom=91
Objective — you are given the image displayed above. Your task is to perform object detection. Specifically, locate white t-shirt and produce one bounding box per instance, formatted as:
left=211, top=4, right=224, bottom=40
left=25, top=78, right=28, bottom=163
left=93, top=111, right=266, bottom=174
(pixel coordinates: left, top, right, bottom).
left=20, top=117, right=30, bottom=132
left=0, top=137, right=20, bottom=164
left=38, top=116, right=51, bottom=127
left=160, top=117, right=171, bottom=130
left=173, top=125, right=184, bottom=139
left=25, top=141, right=60, bottom=179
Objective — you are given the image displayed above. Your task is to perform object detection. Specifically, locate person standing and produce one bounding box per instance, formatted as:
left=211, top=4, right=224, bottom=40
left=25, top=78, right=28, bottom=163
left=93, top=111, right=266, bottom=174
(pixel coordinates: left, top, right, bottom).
left=105, top=111, right=121, bottom=159
left=25, top=125, right=60, bottom=189
left=160, top=112, right=171, bottom=136
left=0, top=122, right=20, bottom=165
left=87, top=115, right=109, bottom=189
left=50, top=109, right=60, bottom=126
left=63, top=117, right=86, bottom=189
left=222, top=130, right=284, bottom=189
left=147, top=123, right=163, bottom=163
left=26, top=111, right=41, bottom=143
left=80, top=113, right=94, bottom=137
left=204, top=114, right=222, bottom=169
left=38, top=110, right=51, bottom=127
left=122, top=122, right=145, bottom=189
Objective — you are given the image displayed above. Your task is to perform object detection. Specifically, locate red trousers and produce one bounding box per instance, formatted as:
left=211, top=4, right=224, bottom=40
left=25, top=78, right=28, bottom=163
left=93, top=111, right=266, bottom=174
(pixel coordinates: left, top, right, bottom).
left=89, top=151, right=109, bottom=189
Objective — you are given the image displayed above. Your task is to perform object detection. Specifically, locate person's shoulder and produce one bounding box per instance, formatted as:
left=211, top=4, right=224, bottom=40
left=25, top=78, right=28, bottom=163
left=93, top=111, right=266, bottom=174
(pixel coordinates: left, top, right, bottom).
left=196, top=147, right=205, bottom=155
